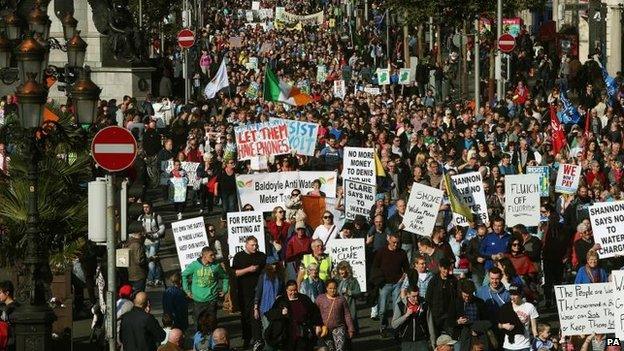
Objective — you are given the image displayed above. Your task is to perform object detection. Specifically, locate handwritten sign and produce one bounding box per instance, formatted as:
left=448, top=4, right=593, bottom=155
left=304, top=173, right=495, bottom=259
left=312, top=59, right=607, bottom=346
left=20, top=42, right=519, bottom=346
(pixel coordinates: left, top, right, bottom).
left=555, top=283, right=615, bottom=336
left=269, top=117, right=319, bottom=156
left=403, top=182, right=443, bottom=236
left=327, top=238, right=366, bottom=292
left=234, top=120, right=291, bottom=161
left=333, top=80, right=346, bottom=99
left=589, top=201, right=624, bottom=258
left=504, top=174, right=540, bottom=227
left=171, top=217, right=209, bottom=269
left=160, top=161, right=201, bottom=188
left=398, top=68, right=412, bottom=85
left=526, top=166, right=550, bottom=197
left=611, top=271, right=624, bottom=341
left=227, top=211, right=266, bottom=264
left=555, top=164, right=581, bottom=194
left=342, top=147, right=376, bottom=185
left=344, top=179, right=376, bottom=221
left=450, top=172, right=489, bottom=226
left=236, top=171, right=337, bottom=212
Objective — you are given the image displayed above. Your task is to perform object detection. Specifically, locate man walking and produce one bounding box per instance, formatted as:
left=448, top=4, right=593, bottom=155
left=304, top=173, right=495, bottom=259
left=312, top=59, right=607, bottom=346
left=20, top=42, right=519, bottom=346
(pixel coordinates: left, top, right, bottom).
left=138, top=202, right=165, bottom=287
left=119, top=292, right=166, bottom=351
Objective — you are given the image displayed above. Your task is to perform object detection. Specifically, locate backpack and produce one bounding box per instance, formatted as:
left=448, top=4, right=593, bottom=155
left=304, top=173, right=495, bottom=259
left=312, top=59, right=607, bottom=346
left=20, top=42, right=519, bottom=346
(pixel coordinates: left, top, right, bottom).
left=0, top=320, right=9, bottom=351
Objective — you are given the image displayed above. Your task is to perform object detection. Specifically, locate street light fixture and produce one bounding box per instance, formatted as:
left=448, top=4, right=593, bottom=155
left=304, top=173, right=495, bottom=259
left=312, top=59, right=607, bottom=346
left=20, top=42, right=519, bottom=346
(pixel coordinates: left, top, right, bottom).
left=15, top=73, right=48, bottom=128
left=0, top=35, right=11, bottom=69
left=15, top=34, right=47, bottom=85
left=5, top=12, right=21, bottom=41
left=61, top=13, right=78, bottom=42
left=66, top=31, right=87, bottom=68
left=71, top=68, right=101, bottom=124
left=27, top=1, right=51, bottom=41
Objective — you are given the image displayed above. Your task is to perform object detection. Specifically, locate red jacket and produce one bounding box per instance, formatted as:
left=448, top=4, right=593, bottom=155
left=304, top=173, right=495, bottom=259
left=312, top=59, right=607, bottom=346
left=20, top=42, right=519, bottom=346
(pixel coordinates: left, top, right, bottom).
left=266, top=220, right=290, bottom=245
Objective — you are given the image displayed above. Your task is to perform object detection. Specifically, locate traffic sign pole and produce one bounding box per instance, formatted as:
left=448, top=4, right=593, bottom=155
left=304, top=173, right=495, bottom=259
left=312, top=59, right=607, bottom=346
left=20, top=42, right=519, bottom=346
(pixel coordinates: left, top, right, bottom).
left=177, top=28, right=195, bottom=104
left=105, top=173, right=116, bottom=351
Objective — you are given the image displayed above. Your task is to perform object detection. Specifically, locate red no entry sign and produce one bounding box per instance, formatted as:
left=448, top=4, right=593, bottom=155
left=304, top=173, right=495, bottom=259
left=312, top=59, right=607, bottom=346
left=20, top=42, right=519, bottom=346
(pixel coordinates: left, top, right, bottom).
left=177, top=29, right=195, bottom=49
left=91, top=126, right=137, bottom=172
left=497, top=33, right=516, bottom=53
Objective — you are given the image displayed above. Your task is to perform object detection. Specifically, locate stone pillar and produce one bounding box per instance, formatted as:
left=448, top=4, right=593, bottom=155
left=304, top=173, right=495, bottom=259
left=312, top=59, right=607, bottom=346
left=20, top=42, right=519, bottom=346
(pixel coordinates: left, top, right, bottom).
left=607, top=0, right=623, bottom=75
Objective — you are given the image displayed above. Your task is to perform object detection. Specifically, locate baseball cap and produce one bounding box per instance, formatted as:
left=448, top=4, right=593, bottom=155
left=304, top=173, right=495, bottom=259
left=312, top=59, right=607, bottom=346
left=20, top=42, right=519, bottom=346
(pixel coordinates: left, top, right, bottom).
left=436, top=334, right=457, bottom=346
left=295, top=221, right=306, bottom=230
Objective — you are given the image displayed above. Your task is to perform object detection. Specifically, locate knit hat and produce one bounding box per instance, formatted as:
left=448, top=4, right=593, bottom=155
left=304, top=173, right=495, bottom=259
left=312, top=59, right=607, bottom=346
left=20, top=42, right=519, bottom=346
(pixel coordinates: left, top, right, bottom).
left=118, top=284, right=133, bottom=299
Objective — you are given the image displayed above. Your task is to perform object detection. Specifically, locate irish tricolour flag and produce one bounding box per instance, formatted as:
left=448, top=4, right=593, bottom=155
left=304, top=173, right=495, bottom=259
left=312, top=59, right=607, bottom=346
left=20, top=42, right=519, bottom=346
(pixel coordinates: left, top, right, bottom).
left=263, top=67, right=312, bottom=106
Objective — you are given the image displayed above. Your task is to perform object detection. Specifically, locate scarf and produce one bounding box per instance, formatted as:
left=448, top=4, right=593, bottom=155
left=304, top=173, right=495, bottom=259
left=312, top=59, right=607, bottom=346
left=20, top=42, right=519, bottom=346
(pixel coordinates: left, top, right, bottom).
left=585, top=265, right=600, bottom=283
left=260, top=274, right=280, bottom=314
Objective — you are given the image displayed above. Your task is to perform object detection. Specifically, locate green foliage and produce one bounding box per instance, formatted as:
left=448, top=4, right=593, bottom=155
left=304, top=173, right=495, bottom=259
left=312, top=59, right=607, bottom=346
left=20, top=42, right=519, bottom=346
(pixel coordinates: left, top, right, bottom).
left=0, top=106, right=92, bottom=270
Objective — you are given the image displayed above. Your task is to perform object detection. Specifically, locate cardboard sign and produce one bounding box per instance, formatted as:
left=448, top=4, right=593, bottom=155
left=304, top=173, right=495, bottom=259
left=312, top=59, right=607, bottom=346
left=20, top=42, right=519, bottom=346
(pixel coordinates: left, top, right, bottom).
left=555, top=164, right=581, bottom=194
left=160, top=161, right=201, bottom=188
left=450, top=172, right=489, bottom=226
left=377, top=68, right=390, bottom=85
left=342, top=147, right=376, bottom=185
left=398, top=68, right=412, bottom=84
left=269, top=117, right=319, bottom=156
left=172, top=217, right=210, bottom=269
left=333, top=80, right=346, bottom=99
left=589, top=201, right=624, bottom=258
left=237, top=171, right=337, bottom=211
left=555, top=283, right=615, bottom=336
left=227, top=211, right=266, bottom=264
left=403, top=182, right=443, bottom=236
left=344, top=179, right=376, bottom=221
left=526, top=166, right=550, bottom=197
left=504, top=174, right=541, bottom=227
left=327, top=238, right=367, bottom=292
left=611, top=271, right=624, bottom=341
left=234, top=120, right=291, bottom=161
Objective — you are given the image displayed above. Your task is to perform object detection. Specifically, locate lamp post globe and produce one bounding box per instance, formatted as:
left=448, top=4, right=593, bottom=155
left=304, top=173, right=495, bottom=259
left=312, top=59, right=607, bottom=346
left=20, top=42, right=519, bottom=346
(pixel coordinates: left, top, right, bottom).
left=61, top=12, right=78, bottom=42
left=15, top=73, right=48, bottom=129
left=4, top=12, right=21, bottom=41
left=27, top=1, right=52, bottom=41
left=15, top=35, right=47, bottom=85
left=0, top=34, right=11, bottom=69
left=66, top=31, right=87, bottom=68
left=71, top=68, right=101, bottom=124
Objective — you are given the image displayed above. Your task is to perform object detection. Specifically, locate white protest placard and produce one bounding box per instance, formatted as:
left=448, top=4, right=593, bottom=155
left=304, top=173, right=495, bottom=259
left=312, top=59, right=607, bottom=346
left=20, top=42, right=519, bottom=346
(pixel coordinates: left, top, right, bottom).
left=611, top=271, right=624, bottom=341
left=251, top=1, right=260, bottom=10
left=450, top=172, right=489, bottom=226
left=342, top=147, right=375, bottom=185
left=227, top=211, right=266, bottom=264
left=316, top=64, right=327, bottom=82
left=160, top=161, right=201, bottom=188
left=363, top=86, right=381, bottom=95
left=237, top=171, right=337, bottom=211
left=555, top=164, right=581, bottom=194
left=377, top=68, right=390, bottom=85
left=504, top=174, right=541, bottom=227
left=234, top=120, right=291, bottom=161
left=171, top=217, right=209, bottom=269
left=344, top=179, right=376, bottom=221
left=327, top=238, right=367, bottom=292
left=555, top=283, right=615, bottom=336
left=269, top=117, right=319, bottom=156
left=245, top=57, right=259, bottom=71
left=589, top=201, right=624, bottom=258
left=398, top=68, right=412, bottom=85
left=333, top=80, right=346, bottom=99
left=403, top=182, right=443, bottom=236
left=526, top=166, right=550, bottom=197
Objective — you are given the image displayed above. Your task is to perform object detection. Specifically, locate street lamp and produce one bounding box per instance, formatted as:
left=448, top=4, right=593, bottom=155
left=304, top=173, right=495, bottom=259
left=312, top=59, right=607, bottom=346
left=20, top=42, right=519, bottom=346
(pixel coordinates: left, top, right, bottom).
left=71, top=68, right=101, bottom=124
left=61, top=13, right=78, bottom=42
left=4, top=12, right=21, bottom=41
left=15, top=34, right=47, bottom=84
left=66, top=31, right=87, bottom=68
left=0, top=35, right=10, bottom=69
left=15, top=73, right=47, bottom=128
left=27, top=1, right=51, bottom=41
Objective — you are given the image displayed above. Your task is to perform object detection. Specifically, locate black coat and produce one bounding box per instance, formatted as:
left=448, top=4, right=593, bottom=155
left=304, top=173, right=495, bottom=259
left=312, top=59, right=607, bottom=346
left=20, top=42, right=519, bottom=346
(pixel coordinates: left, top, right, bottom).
left=119, top=307, right=166, bottom=351
left=264, top=294, right=322, bottom=349
left=497, top=302, right=525, bottom=345
left=446, top=297, right=488, bottom=339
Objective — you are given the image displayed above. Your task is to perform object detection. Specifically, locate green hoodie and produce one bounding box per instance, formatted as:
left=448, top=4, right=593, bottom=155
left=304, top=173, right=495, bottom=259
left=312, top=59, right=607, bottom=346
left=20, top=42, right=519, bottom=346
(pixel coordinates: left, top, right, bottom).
left=181, top=258, right=229, bottom=303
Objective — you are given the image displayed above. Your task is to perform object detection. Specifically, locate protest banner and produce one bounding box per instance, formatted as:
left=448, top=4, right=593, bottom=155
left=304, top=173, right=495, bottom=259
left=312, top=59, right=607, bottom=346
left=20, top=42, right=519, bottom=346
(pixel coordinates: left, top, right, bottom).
left=611, top=271, right=624, bottom=341
left=555, top=163, right=581, bottom=194
left=344, top=179, right=376, bottom=221
left=269, top=117, right=319, bottom=156
left=363, top=86, right=381, bottom=95
left=526, top=166, right=550, bottom=197
left=237, top=171, right=337, bottom=211
left=234, top=119, right=291, bottom=161
left=504, top=174, right=540, bottom=227
left=245, top=57, right=259, bottom=71
left=377, top=68, right=390, bottom=85
left=228, top=36, right=243, bottom=48
left=555, top=283, right=615, bottom=336
left=275, top=9, right=324, bottom=25
left=316, top=64, right=328, bottom=82
left=171, top=217, right=209, bottom=269
left=398, top=68, right=412, bottom=85
left=333, top=80, right=346, bottom=99
left=342, top=147, right=376, bottom=185
left=402, top=182, right=443, bottom=236
left=227, top=211, right=266, bottom=264
left=251, top=1, right=260, bottom=10
left=589, top=201, right=624, bottom=258
left=327, top=238, right=367, bottom=292
left=160, top=161, right=201, bottom=189
left=450, top=172, right=489, bottom=226
left=245, top=81, right=260, bottom=99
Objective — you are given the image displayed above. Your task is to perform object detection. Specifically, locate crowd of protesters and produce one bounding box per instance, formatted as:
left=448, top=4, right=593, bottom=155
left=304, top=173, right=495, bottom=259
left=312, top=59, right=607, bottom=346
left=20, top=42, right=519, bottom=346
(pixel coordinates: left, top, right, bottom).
left=3, top=0, right=624, bottom=350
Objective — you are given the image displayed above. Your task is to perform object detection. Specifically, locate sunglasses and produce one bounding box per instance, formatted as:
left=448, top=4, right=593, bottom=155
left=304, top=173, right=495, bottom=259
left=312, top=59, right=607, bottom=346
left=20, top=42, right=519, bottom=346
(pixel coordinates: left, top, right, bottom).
left=208, top=228, right=215, bottom=232
left=323, top=215, right=333, bottom=219
left=512, top=243, right=521, bottom=247
left=277, top=210, right=284, bottom=213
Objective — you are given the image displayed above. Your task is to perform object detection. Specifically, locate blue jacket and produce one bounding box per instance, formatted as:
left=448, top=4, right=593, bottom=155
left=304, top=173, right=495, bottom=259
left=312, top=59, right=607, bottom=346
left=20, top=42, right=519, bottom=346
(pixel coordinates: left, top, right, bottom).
left=475, top=285, right=510, bottom=321
left=575, top=266, right=608, bottom=284
left=162, top=285, right=189, bottom=331
left=480, top=232, right=511, bottom=270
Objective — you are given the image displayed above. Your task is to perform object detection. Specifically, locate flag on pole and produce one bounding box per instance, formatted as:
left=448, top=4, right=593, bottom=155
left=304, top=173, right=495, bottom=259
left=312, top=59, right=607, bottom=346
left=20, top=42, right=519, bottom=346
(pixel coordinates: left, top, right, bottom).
left=601, top=65, right=619, bottom=107
left=558, top=85, right=580, bottom=124
left=204, top=58, right=229, bottom=99
left=550, top=106, right=567, bottom=156
left=443, top=171, right=473, bottom=223
left=264, top=67, right=312, bottom=106
left=374, top=152, right=385, bottom=177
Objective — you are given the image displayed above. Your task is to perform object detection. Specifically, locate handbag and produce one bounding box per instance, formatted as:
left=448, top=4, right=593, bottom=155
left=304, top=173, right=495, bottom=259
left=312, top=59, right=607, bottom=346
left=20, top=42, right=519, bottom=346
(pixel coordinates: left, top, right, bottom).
left=320, top=298, right=336, bottom=338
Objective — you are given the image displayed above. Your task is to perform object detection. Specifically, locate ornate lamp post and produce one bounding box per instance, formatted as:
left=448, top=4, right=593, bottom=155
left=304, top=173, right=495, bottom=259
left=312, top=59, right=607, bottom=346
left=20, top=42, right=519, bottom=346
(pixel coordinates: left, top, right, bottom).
left=66, top=31, right=87, bottom=68
left=4, top=12, right=21, bottom=41
left=12, top=73, right=56, bottom=351
left=71, top=68, right=101, bottom=124
left=61, top=13, right=78, bottom=42
left=27, top=1, right=51, bottom=41
left=15, top=35, right=47, bottom=85
left=0, top=35, right=11, bottom=69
